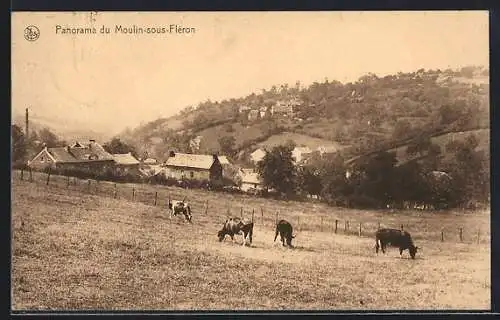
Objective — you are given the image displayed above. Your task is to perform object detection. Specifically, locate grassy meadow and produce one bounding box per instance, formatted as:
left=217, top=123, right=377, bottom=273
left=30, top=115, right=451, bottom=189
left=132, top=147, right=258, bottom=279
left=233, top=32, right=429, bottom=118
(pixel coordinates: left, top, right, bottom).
left=11, top=173, right=491, bottom=310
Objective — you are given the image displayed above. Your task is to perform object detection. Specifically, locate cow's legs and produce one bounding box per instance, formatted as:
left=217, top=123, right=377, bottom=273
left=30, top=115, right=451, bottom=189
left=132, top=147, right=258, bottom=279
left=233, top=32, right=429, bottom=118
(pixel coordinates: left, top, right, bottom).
left=242, top=231, right=247, bottom=246
left=375, top=240, right=380, bottom=254
left=281, top=234, right=286, bottom=247
left=381, top=243, right=386, bottom=254
left=399, top=248, right=404, bottom=258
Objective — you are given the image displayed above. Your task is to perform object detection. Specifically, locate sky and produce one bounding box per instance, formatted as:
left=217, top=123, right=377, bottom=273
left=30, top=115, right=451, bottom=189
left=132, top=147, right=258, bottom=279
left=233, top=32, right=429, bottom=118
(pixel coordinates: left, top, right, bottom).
left=11, top=11, right=489, bottom=135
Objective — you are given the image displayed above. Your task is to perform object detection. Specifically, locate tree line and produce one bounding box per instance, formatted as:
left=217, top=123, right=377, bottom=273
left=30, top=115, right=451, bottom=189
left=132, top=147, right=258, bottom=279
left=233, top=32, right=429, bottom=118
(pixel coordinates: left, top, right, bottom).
left=256, top=134, right=489, bottom=210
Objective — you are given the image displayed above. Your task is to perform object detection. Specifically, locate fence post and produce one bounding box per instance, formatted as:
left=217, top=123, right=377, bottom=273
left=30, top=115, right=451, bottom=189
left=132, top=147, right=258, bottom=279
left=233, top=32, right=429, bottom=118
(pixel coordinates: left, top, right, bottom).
left=66, top=175, right=70, bottom=188
left=459, top=227, right=463, bottom=242
left=477, top=229, right=480, bottom=244
left=275, top=211, right=278, bottom=224
left=132, top=188, right=135, bottom=201
left=335, top=220, right=338, bottom=234
left=378, top=222, right=381, bottom=230
left=441, top=229, right=444, bottom=242
left=29, top=167, right=33, bottom=182
left=46, top=169, right=51, bottom=186
left=154, top=191, right=158, bottom=206
left=252, top=209, right=254, bottom=223
left=20, top=168, right=24, bottom=181
left=240, top=207, right=243, bottom=218
left=298, top=216, right=300, bottom=231
left=113, top=183, right=118, bottom=199
left=320, top=216, right=324, bottom=232
left=359, top=222, right=362, bottom=237
left=204, top=201, right=208, bottom=215
left=88, top=179, right=91, bottom=193
left=261, top=207, right=264, bottom=225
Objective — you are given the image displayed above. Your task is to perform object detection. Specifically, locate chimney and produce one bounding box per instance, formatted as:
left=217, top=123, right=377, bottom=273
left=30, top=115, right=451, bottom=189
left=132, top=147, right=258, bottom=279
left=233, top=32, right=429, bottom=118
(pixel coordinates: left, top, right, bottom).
left=212, top=154, right=219, bottom=162
left=25, top=108, right=29, bottom=140
left=169, top=151, right=175, bottom=157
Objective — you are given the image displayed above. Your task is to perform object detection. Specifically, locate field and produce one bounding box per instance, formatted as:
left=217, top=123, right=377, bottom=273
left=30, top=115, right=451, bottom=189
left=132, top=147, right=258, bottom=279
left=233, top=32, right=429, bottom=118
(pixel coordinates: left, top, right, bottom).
left=11, top=173, right=491, bottom=310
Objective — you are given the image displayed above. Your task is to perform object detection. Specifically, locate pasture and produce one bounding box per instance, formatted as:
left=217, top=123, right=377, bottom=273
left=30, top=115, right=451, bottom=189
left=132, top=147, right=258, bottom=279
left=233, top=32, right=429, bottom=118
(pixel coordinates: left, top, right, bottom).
left=11, top=174, right=490, bottom=310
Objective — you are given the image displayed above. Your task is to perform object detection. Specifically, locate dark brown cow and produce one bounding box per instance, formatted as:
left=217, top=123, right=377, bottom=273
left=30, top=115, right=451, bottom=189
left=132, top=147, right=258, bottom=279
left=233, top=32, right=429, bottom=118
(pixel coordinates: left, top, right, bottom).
left=375, top=228, right=420, bottom=259
left=217, top=217, right=254, bottom=246
left=274, top=219, right=296, bottom=247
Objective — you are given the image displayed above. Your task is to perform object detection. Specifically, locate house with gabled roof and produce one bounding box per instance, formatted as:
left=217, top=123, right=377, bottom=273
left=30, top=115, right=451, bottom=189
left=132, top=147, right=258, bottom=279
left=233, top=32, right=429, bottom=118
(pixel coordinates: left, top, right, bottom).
left=27, top=139, right=115, bottom=173
left=112, top=152, right=140, bottom=174
left=163, top=151, right=223, bottom=183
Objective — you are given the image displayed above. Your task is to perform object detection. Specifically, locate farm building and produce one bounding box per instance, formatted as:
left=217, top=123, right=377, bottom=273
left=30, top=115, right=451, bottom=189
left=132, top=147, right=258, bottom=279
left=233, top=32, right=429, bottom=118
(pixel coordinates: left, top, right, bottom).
left=112, top=152, right=140, bottom=174
left=163, top=152, right=223, bottom=183
left=142, top=158, right=158, bottom=165
left=239, top=168, right=263, bottom=192
left=27, top=140, right=115, bottom=174
left=317, top=145, right=339, bottom=155
left=248, top=109, right=259, bottom=121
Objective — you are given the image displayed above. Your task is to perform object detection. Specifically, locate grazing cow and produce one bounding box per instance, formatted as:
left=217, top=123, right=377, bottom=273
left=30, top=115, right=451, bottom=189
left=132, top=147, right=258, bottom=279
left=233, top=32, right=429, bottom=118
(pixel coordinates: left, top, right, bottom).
left=274, top=219, right=296, bottom=247
left=168, top=199, right=192, bottom=222
left=375, top=228, right=420, bottom=259
left=217, top=217, right=254, bottom=246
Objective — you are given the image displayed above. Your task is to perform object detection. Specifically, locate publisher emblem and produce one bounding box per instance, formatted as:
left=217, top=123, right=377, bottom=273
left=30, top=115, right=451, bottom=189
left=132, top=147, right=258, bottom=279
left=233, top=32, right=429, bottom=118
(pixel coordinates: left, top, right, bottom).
left=24, top=25, right=40, bottom=42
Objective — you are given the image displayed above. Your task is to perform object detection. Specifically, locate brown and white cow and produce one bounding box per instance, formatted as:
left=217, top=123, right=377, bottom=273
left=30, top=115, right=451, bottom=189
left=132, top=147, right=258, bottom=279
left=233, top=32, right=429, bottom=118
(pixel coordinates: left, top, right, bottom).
left=168, top=199, right=192, bottom=222
left=217, top=217, right=254, bottom=246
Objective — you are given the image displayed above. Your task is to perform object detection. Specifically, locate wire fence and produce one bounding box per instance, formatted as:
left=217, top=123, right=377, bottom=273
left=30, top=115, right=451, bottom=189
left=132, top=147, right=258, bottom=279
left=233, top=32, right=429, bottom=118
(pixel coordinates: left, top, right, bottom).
left=15, top=168, right=490, bottom=245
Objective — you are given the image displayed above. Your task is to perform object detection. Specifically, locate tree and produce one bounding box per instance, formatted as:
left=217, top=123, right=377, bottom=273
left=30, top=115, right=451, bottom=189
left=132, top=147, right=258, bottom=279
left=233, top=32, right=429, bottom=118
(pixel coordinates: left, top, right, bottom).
left=38, top=127, right=64, bottom=148
left=256, top=144, right=297, bottom=198
left=218, top=135, right=236, bottom=157
left=103, top=137, right=138, bottom=157
left=11, top=124, right=27, bottom=166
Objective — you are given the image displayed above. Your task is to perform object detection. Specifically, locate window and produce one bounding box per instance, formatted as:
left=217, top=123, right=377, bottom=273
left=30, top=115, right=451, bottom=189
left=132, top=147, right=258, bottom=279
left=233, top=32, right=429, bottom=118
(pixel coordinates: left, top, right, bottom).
left=190, top=171, right=194, bottom=178
left=40, top=156, right=45, bottom=162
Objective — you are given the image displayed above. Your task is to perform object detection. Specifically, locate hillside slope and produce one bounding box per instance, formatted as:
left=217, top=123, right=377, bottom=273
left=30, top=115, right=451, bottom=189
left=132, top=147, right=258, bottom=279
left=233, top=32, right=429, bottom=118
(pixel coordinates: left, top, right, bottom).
left=118, top=66, right=489, bottom=163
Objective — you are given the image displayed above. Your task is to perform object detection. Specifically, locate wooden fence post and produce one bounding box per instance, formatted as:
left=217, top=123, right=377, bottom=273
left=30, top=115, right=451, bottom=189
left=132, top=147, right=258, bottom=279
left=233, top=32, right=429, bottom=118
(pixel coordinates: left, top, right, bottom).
left=20, top=168, right=24, bottom=181
left=252, top=209, right=255, bottom=223
left=477, top=229, right=480, bottom=244
left=359, top=222, right=362, bottom=237
left=320, top=216, right=324, bottom=232
left=154, top=191, right=158, bottom=206
left=441, top=229, right=444, bottom=242
left=204, top=201, right=208, bottom=215
left=87, top=179, right=91, bottom=193
left=132, top=188, right=135, bottom=201
left=29, top=167, right=33, bottom=182
left=297, top=216, right=300, bottom=231
left=459, top=227, right=463, bottom=242
left=46, top=169, right=51, bottom=186
left=261, top=207, right=264, bottom=225
left=335, top=220, right=338, bottom=234
left=240, top=207, right=243, bottom=218
left=114, top=183, right=118, bottom=199
left=275, top=211, right=278, bottom=224
left=66, top=175, right=70, bottom=188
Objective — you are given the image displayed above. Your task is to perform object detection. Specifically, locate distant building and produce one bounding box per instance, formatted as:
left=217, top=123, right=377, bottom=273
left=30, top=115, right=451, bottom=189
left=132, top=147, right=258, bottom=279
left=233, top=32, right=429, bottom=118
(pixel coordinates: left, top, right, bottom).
left=317, top=145, right=339, bottom=155
left=28, top=140, right=115, bottom=174
left=250, top=148, right=266, bottom=164
left=248, top=109, right=259, bottom=121
left=292, top=146, right=313, bottom=163
left=239, top=105, right=251, bottom=113
left=239, top=168, right=263, bottom=192
left=112, top=152, right=140, bottom=174
left=163, top=151, right=223, bottom=183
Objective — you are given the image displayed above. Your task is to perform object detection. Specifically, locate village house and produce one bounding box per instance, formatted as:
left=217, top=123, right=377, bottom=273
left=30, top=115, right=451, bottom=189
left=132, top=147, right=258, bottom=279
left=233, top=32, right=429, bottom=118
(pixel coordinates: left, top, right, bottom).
left=239, top=168, right=263, bottom=193
left=250, top=148, right=266, bottom=164
left=27, top=140, right=115, bottom=174
left=163, top=151, right=223, bottom=183
left=271, top=101, right=293, bottom=117
left=247, top=109, right=259, bottom=121
left=112, top=152, right=141, bottom=174
left=239, top=105, right=251, bottom=114
left=292, top=146, right=313, bottom=163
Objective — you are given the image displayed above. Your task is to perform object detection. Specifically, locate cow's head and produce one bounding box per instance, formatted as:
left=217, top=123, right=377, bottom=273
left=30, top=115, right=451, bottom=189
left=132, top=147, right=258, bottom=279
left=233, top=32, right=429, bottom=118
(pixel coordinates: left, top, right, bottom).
left=217, top=229, right=226, bottom=241
left=409, top=245, right=419, bottom=259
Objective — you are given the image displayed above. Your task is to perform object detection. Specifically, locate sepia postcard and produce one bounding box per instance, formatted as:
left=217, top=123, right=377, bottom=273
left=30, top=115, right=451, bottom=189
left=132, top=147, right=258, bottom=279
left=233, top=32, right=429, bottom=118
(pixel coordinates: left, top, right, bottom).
left=11, top=11, right=490, bottom=312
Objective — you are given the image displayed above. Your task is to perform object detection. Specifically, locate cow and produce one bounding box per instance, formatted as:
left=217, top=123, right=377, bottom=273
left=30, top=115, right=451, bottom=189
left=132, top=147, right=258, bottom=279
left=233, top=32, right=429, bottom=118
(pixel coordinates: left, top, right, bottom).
left=217, top=217, right=254, bottom=246
left=274, top=219, right=296, bottom=247
left=375, top=228, right=420, bottom=259
left=168, top=199, right=192, bottom=223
